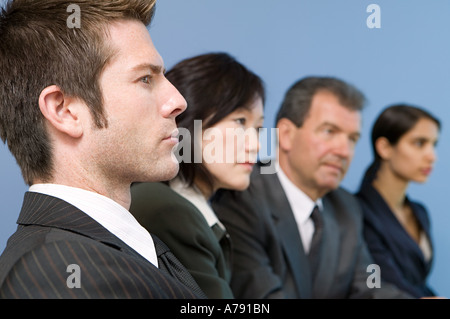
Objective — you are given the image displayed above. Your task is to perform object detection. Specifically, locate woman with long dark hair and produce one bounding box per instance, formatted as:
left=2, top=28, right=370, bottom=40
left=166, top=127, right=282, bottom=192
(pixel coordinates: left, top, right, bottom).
left=356, top=104, right=440, bottom=298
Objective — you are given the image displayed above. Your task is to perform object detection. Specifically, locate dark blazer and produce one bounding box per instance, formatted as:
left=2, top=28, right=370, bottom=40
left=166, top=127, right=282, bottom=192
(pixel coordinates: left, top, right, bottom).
left=211, top=164, right=412, bottom=299
left=0, top=192, right=206, bottom=299
left=130, top=182, right=234, bottom=299
left=356, top=181, right=436, bottom=298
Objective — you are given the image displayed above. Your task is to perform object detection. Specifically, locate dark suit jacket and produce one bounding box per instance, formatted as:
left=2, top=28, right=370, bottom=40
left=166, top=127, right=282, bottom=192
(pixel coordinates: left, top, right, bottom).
left=0, top=192, right=205, bottom=299
left=130, top=182, right=234, bottom=299
left=356, top=181, right=436, bottom=298
left=211, top=165, right=412, bottom=299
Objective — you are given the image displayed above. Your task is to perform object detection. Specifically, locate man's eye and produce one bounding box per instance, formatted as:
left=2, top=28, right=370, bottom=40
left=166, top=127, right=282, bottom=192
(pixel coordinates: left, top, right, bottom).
left=141, top=75, right=151, bottom=84
left=323, top=128, right=335, bottom=135
left=350, top=135, right=360, bottom=144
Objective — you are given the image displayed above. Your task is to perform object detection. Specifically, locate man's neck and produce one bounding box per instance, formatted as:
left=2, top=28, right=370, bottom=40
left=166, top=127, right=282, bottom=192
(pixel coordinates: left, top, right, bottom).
left=34, top=176, right=132, bottom=210
left=278, top=161, right=326, bottom=202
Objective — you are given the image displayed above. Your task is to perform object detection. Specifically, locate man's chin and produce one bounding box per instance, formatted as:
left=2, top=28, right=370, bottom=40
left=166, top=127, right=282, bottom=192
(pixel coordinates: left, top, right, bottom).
left=138, top=161, right=179, bottom=183
left=319, top=179, right=342, bottom=193
left=160, top=162, right=180, bottom=182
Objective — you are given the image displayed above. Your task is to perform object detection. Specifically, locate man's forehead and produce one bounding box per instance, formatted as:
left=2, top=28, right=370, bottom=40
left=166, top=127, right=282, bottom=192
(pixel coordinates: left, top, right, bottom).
left=310, top=95, right=360, bottom=119
left=307, top=98, right=361, bottom=133
left=105, top=20, right=164, bottom=71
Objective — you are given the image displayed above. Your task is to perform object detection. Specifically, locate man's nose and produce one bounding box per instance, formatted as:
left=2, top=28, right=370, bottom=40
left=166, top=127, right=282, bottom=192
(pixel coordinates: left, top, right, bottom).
left=333, top=134, right=352, bottom=159
left=161, top=79, right=187, bottom=119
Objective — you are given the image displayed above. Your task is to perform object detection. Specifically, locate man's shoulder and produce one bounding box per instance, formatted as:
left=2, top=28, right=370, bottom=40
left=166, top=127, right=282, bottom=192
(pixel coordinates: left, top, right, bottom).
left=326, top=186, right=355, bottom=200
left=0, top=226, right=87, bottom=285
left=0, top=224, right=178, bottom=299
left=0, top=225, right=120, bottom=279
left=324, top=187, right=362, bottom=216
left=247, top=160, right=279, bottom=190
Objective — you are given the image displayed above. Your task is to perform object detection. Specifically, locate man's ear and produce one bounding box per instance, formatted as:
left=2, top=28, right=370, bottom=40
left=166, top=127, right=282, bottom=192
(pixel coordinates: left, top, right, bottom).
left=38, top=85, right=83, bottom=138
left=277, top=118, right=297, bottom=152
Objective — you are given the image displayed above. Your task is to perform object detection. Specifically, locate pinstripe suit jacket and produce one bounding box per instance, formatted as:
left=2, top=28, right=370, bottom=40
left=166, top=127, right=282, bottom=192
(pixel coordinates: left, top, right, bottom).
left=0, top=192, right=206, bottom=299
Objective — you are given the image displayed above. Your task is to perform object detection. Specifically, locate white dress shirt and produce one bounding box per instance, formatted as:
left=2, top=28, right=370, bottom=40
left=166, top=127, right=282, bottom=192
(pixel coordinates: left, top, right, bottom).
left=170, top=178, right=225, bottom=231
left=277, top=167, right=323, bottom=254
left=29, top=183, right=159, bottom=268
left=419, top=231, right=432, bottom=262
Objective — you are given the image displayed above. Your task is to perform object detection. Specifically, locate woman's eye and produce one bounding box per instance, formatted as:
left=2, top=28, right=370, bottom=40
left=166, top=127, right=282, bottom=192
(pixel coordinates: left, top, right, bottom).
left=235, top=118, right=246, bottom=125
left=255, top=126, right=263, bottom=136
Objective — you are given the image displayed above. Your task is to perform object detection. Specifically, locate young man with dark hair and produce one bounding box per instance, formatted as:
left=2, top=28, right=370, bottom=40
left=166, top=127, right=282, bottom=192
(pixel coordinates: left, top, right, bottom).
left=0, top=0, right=204, bottom=299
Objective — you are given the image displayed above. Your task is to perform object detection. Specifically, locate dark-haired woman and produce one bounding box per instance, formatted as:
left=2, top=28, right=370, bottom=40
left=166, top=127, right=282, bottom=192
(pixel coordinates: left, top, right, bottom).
left=130, top=52, right=264, bottom=298
left=356, top=104, right=440, bottom=298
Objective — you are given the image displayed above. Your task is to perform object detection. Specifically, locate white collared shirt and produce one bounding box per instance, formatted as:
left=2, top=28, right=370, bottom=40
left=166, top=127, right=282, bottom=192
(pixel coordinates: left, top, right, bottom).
left=170, top=178, right=225, bottom=230
left=29, top=183, right=159, bottom=268
left=277, top=166, right=323, bottom=253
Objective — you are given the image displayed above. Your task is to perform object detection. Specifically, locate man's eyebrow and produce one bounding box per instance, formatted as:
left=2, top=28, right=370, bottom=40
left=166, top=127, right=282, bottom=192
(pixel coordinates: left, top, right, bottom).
left=321, top=121, right=361, bottom=137
left=130, top=63, right=166, bottom=74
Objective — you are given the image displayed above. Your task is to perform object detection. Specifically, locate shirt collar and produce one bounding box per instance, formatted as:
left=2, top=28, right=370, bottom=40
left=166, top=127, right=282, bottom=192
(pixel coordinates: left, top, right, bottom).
left=170, top=178, right=224, bottom=229
left=29, top=183, right=158, bottom=267
left=276, top=165, right=323, bottom=225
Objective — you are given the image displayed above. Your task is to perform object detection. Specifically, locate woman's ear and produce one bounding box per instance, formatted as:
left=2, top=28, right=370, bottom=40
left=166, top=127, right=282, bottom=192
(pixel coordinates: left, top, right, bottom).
left=375, top=137, right=393, bottom=160
left=38, top=85, right=83, bottom=138
left=277, top=118, right=297, bottom=152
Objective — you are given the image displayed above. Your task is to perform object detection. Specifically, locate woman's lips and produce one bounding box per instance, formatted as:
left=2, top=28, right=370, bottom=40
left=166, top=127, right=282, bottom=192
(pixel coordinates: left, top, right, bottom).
left=238, top=162, right=255, bottom=171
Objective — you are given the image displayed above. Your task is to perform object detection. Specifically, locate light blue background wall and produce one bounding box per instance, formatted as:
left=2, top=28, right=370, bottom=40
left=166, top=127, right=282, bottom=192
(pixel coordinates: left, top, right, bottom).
left=0, top=0, right=448, bottom=296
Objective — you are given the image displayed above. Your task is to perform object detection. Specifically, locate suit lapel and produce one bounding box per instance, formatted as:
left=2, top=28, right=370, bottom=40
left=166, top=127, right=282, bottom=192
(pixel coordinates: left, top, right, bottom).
left=262, top=173, right=312, bottom=298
